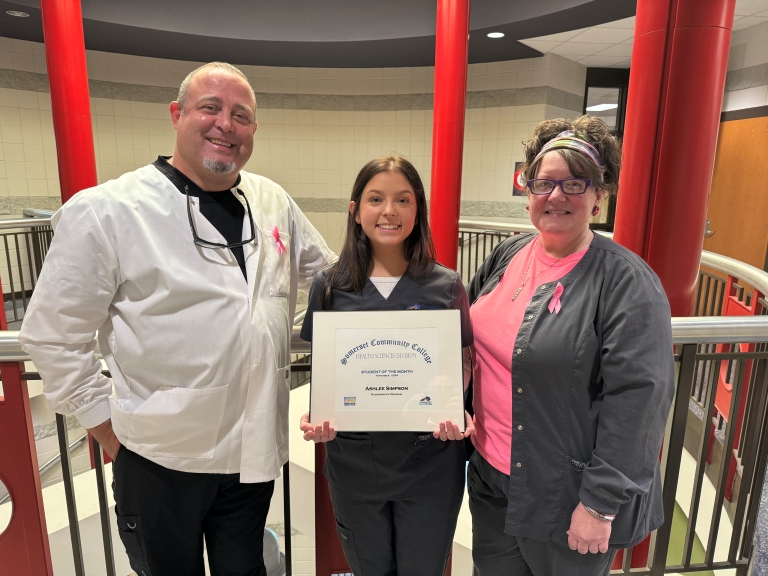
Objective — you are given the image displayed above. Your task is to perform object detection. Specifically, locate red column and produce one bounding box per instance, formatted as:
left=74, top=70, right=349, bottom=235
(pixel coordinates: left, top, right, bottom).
left=613, top=0, right=736, bottom=316
left=0, top=4, right=99, bottom=573
left=40, top=0, right=98, bottom=204
left=0, top=362, right=54, bottom=576
left=314, top=444, right=351, bottom=575
left=429, top=0, right=470, bottom=269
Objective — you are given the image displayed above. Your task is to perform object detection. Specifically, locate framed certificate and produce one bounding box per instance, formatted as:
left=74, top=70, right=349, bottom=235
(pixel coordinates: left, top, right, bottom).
left=309, top=309, right=465, bottom=432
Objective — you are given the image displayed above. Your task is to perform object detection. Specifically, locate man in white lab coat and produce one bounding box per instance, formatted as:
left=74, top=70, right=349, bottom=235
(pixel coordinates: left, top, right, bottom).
left=19, top=62, right=334, bottom=576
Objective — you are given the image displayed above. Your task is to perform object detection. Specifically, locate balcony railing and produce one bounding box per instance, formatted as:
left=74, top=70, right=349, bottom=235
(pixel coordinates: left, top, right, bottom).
left=1, top=215, right=767, bottom=576
left=0, top=211, right=55, bottom=328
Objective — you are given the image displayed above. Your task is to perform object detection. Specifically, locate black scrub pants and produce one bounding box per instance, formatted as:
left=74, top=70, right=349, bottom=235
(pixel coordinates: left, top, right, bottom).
left=329, top=483, right=464, bottom=576
left=112, top=447, right=275, bottom=576
left=468, top=450, right=616, bottom=576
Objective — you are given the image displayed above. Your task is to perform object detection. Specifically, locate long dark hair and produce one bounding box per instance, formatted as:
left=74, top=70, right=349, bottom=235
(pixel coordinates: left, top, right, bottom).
left=321, top=155, right=435, bottom=309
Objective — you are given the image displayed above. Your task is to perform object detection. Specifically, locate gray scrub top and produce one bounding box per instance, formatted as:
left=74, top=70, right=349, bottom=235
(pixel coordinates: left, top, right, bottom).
left=301, top=263, right=473, bottom=500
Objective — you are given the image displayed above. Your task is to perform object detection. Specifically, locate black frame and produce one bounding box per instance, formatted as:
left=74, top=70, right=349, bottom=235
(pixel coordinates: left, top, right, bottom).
left=583, top=67, right=630, bottom=134
left=582, top=67, right=631, bottom=232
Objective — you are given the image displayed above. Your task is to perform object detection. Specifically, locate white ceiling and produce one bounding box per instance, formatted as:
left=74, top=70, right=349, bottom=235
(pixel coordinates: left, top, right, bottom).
left=519, top=0, right=768, bottom=69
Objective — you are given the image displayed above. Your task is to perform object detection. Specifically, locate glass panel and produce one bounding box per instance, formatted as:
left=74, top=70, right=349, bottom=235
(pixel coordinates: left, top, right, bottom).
left=584, top=86, right=620, bottom=130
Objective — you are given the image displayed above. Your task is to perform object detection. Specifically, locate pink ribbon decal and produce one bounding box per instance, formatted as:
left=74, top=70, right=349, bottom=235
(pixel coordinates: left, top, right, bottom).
left=272, top=226, right=287, bottom=256
left=548, top=282, right=564, bottom=314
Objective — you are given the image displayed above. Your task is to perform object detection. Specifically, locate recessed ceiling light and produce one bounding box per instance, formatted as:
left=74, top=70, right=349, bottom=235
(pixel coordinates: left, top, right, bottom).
left=487, top=32, right=505, bottom=39
left=586, top=103, right=619, bottom=112
left=6, top=10, right=30, bottom=17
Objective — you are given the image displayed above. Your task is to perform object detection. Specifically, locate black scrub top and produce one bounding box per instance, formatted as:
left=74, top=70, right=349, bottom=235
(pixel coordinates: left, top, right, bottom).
left=301, top=263, right=473, bottom=500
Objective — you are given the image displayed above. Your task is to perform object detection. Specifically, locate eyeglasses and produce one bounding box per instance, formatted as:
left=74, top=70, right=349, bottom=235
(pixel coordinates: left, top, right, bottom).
left=185, top=185, right=257, bottom=249
left=526, top=178, right=593, bottom=195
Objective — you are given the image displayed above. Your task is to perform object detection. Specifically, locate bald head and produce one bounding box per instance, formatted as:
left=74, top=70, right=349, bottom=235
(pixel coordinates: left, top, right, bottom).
left=177, top=62, right=256, bottom=114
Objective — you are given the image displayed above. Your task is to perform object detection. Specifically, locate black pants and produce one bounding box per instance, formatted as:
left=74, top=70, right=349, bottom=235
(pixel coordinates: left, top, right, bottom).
left=329, top=484, right=463, bottom=576
left=112, top=447, right=275, bottom=576
left=468, top=450, right=616, bottom=576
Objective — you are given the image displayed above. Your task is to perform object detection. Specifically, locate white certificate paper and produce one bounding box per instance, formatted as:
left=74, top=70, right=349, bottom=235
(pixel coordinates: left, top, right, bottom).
left=309, top=310, right=465, bottom=432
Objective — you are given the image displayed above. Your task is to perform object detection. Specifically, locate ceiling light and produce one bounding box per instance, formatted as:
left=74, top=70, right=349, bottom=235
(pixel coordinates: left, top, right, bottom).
left=6, top=10, right=30, bottom=17
left=487, top=32, right=505, bottom=39
left=586, top=103, right=618, bottom=112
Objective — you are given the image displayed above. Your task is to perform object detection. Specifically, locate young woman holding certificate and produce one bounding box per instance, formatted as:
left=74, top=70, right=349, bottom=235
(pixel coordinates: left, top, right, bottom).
left=299, top=155, right=473, bottom=576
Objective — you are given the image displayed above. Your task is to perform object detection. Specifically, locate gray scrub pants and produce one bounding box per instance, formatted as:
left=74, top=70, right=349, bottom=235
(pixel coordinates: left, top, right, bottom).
left=468, top=450, right=616, bottom=576
left=329, top=483, right=463, bottom=576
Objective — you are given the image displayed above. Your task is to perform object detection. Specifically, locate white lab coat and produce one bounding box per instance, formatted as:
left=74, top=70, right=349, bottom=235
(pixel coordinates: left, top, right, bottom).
left=19, top=164, right=335, bottom=482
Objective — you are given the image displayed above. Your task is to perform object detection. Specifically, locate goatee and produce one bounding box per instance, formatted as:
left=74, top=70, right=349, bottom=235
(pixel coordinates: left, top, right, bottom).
left=203, top=158, right=237, bottom=174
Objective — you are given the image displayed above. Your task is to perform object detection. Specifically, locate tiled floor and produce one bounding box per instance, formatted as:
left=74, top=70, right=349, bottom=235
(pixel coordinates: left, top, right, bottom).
left=750, top=469, right=768, bottom=575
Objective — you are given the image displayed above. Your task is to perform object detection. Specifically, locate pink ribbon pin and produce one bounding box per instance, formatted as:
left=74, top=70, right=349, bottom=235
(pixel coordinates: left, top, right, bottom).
left=272, top=226, right=287, bottom=256
left=548, top=282, right=564, bottom=314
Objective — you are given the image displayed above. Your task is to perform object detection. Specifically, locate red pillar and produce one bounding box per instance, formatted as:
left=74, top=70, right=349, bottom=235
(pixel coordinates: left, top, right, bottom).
left=429, top=0, right=470, bottom=269
left=0, top=362, right=54, bottom=576
left=40, top=0, right=98, bottom=204
left=315, top=445, right=351, bottom=575
left=0, top=5, right=99, bottom=573
left=613, top=0, right=736, bottom=316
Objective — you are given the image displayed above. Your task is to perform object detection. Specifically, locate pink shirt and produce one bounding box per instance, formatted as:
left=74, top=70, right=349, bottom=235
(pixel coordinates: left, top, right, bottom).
left=470, top=237, right=588, bottom=475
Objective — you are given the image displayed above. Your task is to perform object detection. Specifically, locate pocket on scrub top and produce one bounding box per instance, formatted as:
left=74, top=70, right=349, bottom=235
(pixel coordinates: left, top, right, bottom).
left=128, top=384, right=229, bottom=459
left=564, top=455, right=589, bottom=512
left=265, top=229, right=291, bottom=297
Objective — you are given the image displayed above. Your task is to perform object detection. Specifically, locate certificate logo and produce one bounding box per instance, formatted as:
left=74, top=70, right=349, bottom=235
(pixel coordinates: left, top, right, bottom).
left=419, top=396, right=432, bottom=406
left=344, top=397, right=357, bottom=406
left=406, top=303, right=443, bottom=310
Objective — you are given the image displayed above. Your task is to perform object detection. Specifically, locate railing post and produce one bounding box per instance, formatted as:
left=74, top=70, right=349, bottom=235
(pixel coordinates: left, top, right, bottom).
left=0, top=361, right=54, bottom=575
left=651, top=343, right=698, bottom=575
left=0, top=278, right=7, bottom=330
left=56, top=413, right=86, bottom=576
left=314, top=444, right=350, bottom=575
left=283, top=462, right=293, bottom=576
left=91, top=436, right=116, bottom=576
left=30, top=229, right=42, bottom=279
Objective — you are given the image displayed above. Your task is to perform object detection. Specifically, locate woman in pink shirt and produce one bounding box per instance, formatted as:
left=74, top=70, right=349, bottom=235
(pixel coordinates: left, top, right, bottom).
left=467, top=116, right=675, bottom=575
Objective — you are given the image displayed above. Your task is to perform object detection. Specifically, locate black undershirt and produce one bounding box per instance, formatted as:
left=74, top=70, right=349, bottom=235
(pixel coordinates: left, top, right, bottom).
left=153, top=156, right=248, bottom=280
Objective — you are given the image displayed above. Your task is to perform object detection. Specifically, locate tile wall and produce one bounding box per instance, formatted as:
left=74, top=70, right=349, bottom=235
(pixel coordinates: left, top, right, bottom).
left=0, top=36, right=586, bottom=265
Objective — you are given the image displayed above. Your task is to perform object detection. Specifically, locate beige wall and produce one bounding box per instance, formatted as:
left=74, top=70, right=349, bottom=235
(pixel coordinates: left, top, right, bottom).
left=3, top=19, right=767, bottom=295
left=0, top=38, right=586, bottom=294
left=0, top=40, right=586, bottom=212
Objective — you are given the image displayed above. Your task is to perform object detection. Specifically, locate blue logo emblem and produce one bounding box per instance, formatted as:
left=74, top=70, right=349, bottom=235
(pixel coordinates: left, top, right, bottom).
left=344, top=397, right=356, bottom=406
left=419, top=396, right=432, bottom=405
left=407, top=303, right=444, bottom=310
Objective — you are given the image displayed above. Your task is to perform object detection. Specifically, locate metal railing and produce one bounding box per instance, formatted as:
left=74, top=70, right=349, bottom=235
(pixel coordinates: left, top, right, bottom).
left=2, top=215, right=768, bottom=576
left=643, top=324, right=768, bottom=575
left=0, top=211, right=54, bottom=327
left=3, top=318, right=768, bottom=575
left=696, top=251, right=768, bottom=321
left=458, top=219, right=768, bottom=318
left=0, top=310, right=307, bottom=576
left=457, top=220, right=535, bottom=283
